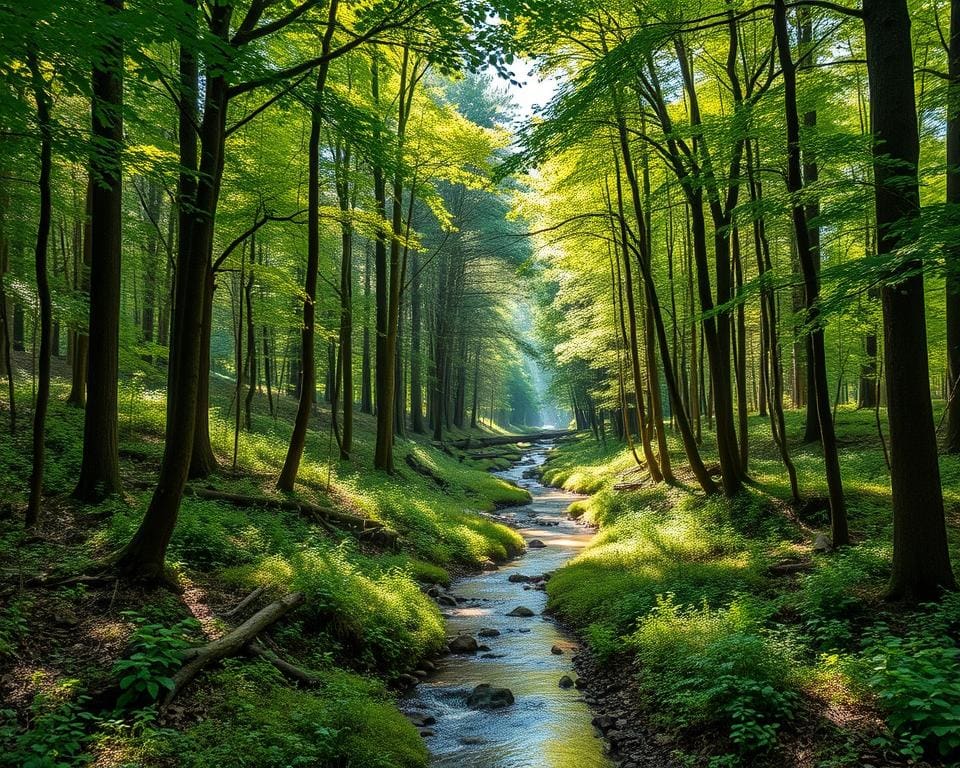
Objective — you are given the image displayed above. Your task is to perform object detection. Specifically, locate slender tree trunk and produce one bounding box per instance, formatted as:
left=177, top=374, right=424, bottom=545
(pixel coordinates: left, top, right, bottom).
left=410, top=250, right=424, bottom=433
left=361, top=240, right=372, bottom=415
left=863, top=0, right=957, bottom=598
left=74, top=0, right=123, bottom=501
left=775, top=0, right=848, bottom=545
left=67, top=181, right=92, bottom=407
left=25, top=51, right=52, bottom=528
left=946, top=0, right=960, bottom=451
left=277, top=36, right=336, bottom=489
left=337, top=150, right=354, bottom=459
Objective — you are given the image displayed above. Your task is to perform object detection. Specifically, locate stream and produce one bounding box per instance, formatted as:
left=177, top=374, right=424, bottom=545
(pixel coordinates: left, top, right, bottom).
left=404, top=444, right=614, bottom=768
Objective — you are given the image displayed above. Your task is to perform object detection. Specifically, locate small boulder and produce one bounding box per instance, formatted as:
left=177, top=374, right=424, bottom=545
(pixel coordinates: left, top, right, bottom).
left=813, top=532, right=833, bottom=553
left=559, top=675, right=574, bottom=689
left=466, top=684, right=515, bottom=709
left=551, top=645, right=564, bottom=655
left=436, top=592, right=458, bottom=607
left=477, top=627, right=500, bottom=638
left=448, top=635, right=479, bottom=654
left=527, top=539, right=547, bottom=548
left=397, top=673, right=419, bottom=688
left=420, top=729, right=435, bottom=737
left=508, top=573, right=531, bottom=583
left=507, top=606, right=535, bottom=617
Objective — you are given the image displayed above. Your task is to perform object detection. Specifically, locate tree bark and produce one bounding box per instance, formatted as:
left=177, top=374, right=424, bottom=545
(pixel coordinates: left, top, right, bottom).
left=25, top=50, right=53, bottom=528
left=863, top=0, right=957, bottom=598
left=74, top=0, right=124, bottom=502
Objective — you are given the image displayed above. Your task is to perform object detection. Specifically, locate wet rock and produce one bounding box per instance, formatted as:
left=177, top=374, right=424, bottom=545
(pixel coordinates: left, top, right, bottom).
left=478, top=644, right=491, bottom=652
left=813, top=532, right=833, bottom=553
left=436, top=592, right=458, bottom=607
left=409, top=713, right=436, bottom=728
left=461, top=736, right=487, bottom=745
left=420, top=660, right=436, bottom=672
left=507, top=606, right=535, bottom=617
left=527, top=539, right=547, bottom=548
left=592, top=714, right=616, bottom=733
left=508, top=573, right=531, bottom=583
left=426, top=584, right=441, bottom=597
left=477, top=627, right=500, bottom=638
left=480, top=559, right=499, bottom=571
left=480, top=653, right=507, bottom=659
left=448, top=635, right=479, bottom=654
left=551, top=644, right=564, bottom=655
left=559, top=675, right=575, bottom=689
left=466, top=684, right=515, bottom=709
left=574, top=677, right=586, bottom=689
left=397, top=674, right=419, bottom=688
left=413, top=670, right=428, bottom=678
left=420, top=729, right=435, bottom=737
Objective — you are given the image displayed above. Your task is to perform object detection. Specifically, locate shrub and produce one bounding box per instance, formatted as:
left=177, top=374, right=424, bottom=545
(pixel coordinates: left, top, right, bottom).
left=627, top=596, right=800, bottom=753
left=864, top=594, right=960, bottom=761
left=111, top=613, right=200, bottom=710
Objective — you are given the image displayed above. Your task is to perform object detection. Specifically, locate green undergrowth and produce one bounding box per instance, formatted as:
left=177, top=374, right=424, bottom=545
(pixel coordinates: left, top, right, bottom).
left=545, top=407, right=960, bottom=767
left=0, top=378, right=531, bottom=768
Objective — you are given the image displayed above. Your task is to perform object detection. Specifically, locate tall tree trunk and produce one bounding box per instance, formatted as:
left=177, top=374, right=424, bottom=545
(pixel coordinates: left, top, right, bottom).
left=946, top=0, right=960, bottom=451
left=410, top=250, right=424, bottom=433
left=74, top=0, right=123, bottom=502
left=863, top=0, right=957, bottom=598
left=67, top=181, right=92, bottom=407
left=25, top=51, right=52, bottom=528
left=114, top=1, right=227, bottom=580
left=336, top=143, right=354, bottom=459
left=277, top=25, right=337, bottom=489
left=775, top=0, right=847, bottom=544
left=361, top=240, right=372, bottom=414
left=189, top=268, right=218, bottom=477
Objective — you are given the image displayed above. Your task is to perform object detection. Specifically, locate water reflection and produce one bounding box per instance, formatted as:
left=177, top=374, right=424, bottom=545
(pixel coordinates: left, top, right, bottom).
left=404, top=447, right=614, bottom=768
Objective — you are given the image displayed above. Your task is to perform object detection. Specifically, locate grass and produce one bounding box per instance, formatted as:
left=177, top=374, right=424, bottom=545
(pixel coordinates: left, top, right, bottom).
left=543, top=406, right=960, bottom=767
left=0, top=372, right=530, bottom=768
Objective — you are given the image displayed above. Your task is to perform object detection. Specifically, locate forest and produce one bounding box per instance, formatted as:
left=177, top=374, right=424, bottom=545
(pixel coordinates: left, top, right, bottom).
left=1, top=0, right=960, bottom=766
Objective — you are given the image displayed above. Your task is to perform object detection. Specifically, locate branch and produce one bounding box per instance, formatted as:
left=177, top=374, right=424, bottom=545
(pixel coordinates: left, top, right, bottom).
left=212, top=209, right=307, bottom=272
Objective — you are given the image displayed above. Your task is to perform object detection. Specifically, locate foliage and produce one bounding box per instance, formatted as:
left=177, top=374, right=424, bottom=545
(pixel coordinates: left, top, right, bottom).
left=111, top=613, right=200, bottom=710
left=864, top=594, right=960, bottom=761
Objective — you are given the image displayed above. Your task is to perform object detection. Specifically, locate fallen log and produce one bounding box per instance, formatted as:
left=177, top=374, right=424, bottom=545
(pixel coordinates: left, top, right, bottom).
left=187, top=487, right=395, bottom=543
left=405, top=454, right=449, bottom=489
left=440, top=429, right=578, bottom=450
left=165, top=592, right=305, bottom=705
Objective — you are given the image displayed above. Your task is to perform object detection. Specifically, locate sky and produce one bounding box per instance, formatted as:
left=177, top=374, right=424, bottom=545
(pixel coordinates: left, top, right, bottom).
left=501, top=59, right=562, bottom=126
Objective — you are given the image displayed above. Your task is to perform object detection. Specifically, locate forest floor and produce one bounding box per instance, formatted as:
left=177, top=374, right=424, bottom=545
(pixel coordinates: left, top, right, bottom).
left=540, top=407, right=960, bottom=768
left=0, top=368, right=538, bottom=768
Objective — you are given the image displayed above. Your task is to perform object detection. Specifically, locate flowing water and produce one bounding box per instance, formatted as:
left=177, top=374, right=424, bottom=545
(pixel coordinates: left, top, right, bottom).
left=404, top=445, right=614, bottom=768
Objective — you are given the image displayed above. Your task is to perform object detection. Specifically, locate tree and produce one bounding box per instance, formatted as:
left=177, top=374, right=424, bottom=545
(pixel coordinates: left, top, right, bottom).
left=74, top=0, right=123, bottom=502
left=862, top=0, right=957, bottom=599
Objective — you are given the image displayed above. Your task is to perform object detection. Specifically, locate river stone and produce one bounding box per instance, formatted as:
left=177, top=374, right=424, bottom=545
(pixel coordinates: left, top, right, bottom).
left=508, top=573, right=531, bottom=583
left=478, top=644, right=491, bottom=652
left=436, top=592, right=458, bottom=607
left=448, top=635, right=479, bottom=654
left=559, top=675, right=574, bottom=689
left=409, top=713, right=436, bottom=727
left=551, top=644, right=564, bottom=655
left=466, top=684, right=515, bottom=709
left=813, top=532, right=833, bottom=553
left=420, top=729, right=435, bottom=737
left=507, top=606, right=535, bottom=617
left=397, top=674, right=419, bottom=688
left=527, top=539, right=547, bottom=548
left=478, top=627, right=500, bottom=637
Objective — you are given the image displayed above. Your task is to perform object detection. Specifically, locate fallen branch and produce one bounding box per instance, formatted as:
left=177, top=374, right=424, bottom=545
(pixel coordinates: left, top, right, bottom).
left=221, top=586, right=265, bottom=619
left=246, top=639, right=317, bottom=685
left=164, top=592, right=305, bottom=705
left=188, top=487, right=384, bottom=535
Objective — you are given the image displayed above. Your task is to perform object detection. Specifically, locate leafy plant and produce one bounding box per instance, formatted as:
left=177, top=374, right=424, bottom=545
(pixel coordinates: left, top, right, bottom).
left=865, top=601, right=960, bottom=761
left=0, top=695, right=98, bottom=768
left=111, top=613, right=199, bottom=710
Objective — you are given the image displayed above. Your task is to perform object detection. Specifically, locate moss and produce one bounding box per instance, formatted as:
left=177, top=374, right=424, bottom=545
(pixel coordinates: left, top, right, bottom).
left=143, top=661, right=428, bottom=768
